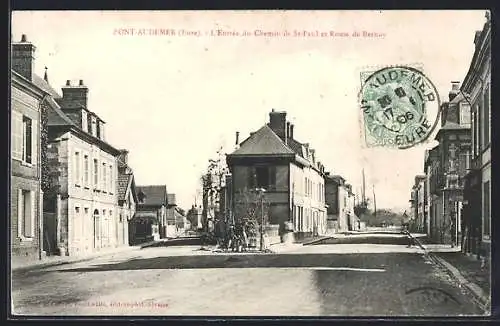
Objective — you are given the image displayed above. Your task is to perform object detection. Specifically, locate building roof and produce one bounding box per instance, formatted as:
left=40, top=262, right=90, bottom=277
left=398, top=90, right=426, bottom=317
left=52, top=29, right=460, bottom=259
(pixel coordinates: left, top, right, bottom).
left=117, top=173, right=132, bottom=201
left=231, top=124, right=295, bottom=156
left=32, top=74, right=62, bottom=99
left=47, top=100, right=76, bottom=127
left=136, top=185, right=167, bottom=206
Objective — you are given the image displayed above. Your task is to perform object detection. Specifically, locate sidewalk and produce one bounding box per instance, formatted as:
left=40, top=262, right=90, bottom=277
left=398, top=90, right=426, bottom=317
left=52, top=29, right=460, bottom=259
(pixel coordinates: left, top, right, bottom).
left=409, top=234, right=491, bottom=314
left=12, top=245, right=144, bottom=272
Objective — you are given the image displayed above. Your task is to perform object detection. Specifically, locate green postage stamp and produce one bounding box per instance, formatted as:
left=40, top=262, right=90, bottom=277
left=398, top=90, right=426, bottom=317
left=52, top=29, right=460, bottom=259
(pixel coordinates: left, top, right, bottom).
left=359, top=66, right=441, bottom=149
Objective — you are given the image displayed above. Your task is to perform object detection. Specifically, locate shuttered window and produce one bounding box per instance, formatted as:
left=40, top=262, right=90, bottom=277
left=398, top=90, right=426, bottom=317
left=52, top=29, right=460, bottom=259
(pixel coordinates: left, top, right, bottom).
left=483, top=84, right=490, bottom=146
left=12, top=111, right=22, bottom=160
left=84, top=155, right=89, bottom=186
left=109, top=165, right=113, bottom=193
left=22, top=117, right=33, bottom=164
left=93, top=159, right=99, bottom=188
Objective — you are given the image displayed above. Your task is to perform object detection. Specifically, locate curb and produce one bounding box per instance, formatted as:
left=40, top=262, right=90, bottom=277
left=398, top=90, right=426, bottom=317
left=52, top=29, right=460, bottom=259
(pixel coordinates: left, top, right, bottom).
left=407, top=233, right=490, bottom=314
left=12, top=246, right=142, bottom=273
left=301, top=236, right=333, bottom=246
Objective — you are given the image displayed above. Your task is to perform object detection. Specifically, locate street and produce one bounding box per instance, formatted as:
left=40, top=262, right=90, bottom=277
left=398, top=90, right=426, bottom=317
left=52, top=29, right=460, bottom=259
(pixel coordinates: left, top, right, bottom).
left=11, top=232, right=484, bottom=316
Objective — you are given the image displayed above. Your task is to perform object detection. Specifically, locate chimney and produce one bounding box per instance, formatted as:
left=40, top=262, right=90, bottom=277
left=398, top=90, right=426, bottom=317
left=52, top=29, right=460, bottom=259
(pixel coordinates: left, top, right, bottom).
left=60, top=79, right=89, bottom=109
left=289, top=124, right=294, bottom=139
left=12, top=34, right=36, bottom=81
left=449, top=81, right=460, bottom=101
left=269, top=109, right=288, bottom=144
left=310, top=149, right=316, bottom=164
left=235, top=131, right=240, bottom=146
left=286, top=121, right=291, bottom=139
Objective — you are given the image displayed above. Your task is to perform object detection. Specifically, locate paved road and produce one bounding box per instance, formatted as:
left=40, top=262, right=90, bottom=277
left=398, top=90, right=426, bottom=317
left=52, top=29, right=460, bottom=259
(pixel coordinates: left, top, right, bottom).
left=11, top=232, right=485, bottom=316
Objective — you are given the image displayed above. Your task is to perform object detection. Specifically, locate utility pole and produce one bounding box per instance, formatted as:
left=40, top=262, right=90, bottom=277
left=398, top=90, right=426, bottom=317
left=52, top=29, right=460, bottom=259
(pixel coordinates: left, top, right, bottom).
left=362, top=168, right=366, bottom=207
left=373, top=184, right=377, bottom=217
left=260, top=191, right=264, bottom=251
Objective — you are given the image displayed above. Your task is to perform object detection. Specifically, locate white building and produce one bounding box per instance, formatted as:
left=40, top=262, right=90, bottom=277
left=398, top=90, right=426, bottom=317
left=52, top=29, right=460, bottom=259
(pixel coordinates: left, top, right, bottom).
left=41, top=77, right=123, bottom=256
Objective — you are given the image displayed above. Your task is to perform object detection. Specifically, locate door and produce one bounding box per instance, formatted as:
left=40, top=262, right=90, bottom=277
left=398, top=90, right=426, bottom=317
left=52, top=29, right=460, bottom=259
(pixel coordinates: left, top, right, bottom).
left=93, top=209, right=100, bottom=250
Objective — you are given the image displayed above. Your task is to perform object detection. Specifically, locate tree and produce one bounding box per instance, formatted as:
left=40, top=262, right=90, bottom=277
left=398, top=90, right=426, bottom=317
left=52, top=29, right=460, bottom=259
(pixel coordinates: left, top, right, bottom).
left=201, top=146, right=229, bottom=231
left=233, top=187, right=270, bottom=247
left=354, top=198, right=370, bottom=217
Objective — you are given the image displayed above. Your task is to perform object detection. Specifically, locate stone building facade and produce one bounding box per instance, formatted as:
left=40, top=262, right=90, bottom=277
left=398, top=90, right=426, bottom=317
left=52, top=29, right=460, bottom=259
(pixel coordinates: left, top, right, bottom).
left=427, top=83, right=471, bottom=245
left=462, top=15, right=491, bottom=258
left=324, top=174, right=350, bottom=233
left=10, top=35, right=48, bottom=261
left=42, top=77, right=122, bottom=256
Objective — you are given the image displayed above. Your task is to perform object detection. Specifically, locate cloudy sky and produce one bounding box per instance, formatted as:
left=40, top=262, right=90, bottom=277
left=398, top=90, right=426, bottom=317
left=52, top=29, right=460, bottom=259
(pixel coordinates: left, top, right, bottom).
left=12, top=10, right=486, bottom=211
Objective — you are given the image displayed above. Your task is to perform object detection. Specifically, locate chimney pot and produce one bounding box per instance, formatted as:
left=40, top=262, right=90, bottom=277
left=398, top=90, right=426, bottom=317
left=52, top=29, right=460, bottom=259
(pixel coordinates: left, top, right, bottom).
left=66, top=80, right=71, bottom=86
left=235, top=131, right=240, bottom=146
left=21, top=34, right=27, bottom=42
left=79, top=79, right=84, bottom=86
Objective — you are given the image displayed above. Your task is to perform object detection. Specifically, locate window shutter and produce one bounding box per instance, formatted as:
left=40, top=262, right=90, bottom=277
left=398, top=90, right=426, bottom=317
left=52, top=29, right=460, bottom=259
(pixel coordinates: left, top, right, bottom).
left=17, top=189, right=23, bottom=237
left=26, top=191, right=35, bottom=237
left=12, top=112, right=22, bottom=160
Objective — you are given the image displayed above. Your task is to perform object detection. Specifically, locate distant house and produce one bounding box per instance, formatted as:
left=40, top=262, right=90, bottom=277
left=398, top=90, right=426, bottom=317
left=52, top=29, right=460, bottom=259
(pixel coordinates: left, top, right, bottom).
left=116, top=150, right=137, bottom=247
left=166, top=193, right=178, bottom=237
left=324, top=174, right=350, bottom=233
left=187, top=205, right=203, bottom=230
left=130, top=185, right=167, bottom=244
left=226, top=109, right=328, bottom=241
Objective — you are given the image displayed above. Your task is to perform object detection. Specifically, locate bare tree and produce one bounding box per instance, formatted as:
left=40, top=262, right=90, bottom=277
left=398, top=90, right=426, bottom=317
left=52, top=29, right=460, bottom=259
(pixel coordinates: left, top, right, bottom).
left=201, top=146, right=229, bottom=232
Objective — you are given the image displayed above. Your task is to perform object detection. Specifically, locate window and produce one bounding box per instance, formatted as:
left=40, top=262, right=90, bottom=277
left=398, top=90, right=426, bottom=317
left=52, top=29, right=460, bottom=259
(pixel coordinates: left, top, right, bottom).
left=483, top=181, right=490, bottom=239
left=472, top=109, right=480, bottom=157
left=475, top=105, right=481, bottom=155
left=109, top=165, right=113, bottom=193
left=82, top=111, right=88, bottom=132
left=248, top=166, right=276, bottom=190
left=459, top=102, right=471, bottom=127
left=483, top=84, right=490, bottom=147
left=12, top=113, right=36, bottom=164
left=74, top=152, right=81, bottom=185
left=102, top=162, right=107, bottom=192
left=22, top=117, right=33, bottom=164
left=17, top=189, right=34, bottom=238
left=93, top=159, right=99, bottom=189
left=84, top=155, right=89, bottom=187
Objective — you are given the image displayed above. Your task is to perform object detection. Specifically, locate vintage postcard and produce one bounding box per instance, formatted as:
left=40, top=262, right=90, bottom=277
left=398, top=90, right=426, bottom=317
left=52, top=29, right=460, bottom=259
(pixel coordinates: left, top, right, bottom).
left=10, top=10, right=491, bottom=317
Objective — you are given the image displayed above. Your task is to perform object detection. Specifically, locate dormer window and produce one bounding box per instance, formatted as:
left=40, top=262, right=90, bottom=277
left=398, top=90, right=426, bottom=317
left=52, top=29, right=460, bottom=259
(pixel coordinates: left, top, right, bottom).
left=82, top=110, right=88, bottom=132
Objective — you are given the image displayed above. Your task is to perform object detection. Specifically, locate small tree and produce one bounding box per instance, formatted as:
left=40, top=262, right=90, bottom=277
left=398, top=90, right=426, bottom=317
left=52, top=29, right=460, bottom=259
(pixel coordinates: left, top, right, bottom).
left=233, top=187, right=270, bottom=248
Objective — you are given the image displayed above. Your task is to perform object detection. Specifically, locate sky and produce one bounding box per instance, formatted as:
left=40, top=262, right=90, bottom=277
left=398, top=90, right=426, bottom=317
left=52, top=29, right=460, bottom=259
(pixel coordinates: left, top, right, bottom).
left=12, top=10, right=487, bottom=212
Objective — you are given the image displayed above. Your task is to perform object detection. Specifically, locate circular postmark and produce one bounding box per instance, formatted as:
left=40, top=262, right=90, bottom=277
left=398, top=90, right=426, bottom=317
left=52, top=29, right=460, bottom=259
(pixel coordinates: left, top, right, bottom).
left=359, top=66, right=441, bottom=149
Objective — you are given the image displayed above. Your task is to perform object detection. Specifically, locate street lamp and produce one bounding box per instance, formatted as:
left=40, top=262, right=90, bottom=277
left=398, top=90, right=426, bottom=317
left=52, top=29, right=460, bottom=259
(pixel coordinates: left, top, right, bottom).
left=253, top=187, right=267, bottom=251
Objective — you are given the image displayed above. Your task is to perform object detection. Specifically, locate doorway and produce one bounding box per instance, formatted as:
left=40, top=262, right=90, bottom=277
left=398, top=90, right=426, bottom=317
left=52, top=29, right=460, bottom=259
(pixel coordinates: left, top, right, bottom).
left=93, top=209, right=100, bottom=250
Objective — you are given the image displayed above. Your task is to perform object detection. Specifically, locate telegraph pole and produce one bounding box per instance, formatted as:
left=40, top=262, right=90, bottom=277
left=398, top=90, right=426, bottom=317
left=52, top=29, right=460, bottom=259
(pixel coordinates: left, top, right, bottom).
left=373, top=184, right=377, bottom=217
